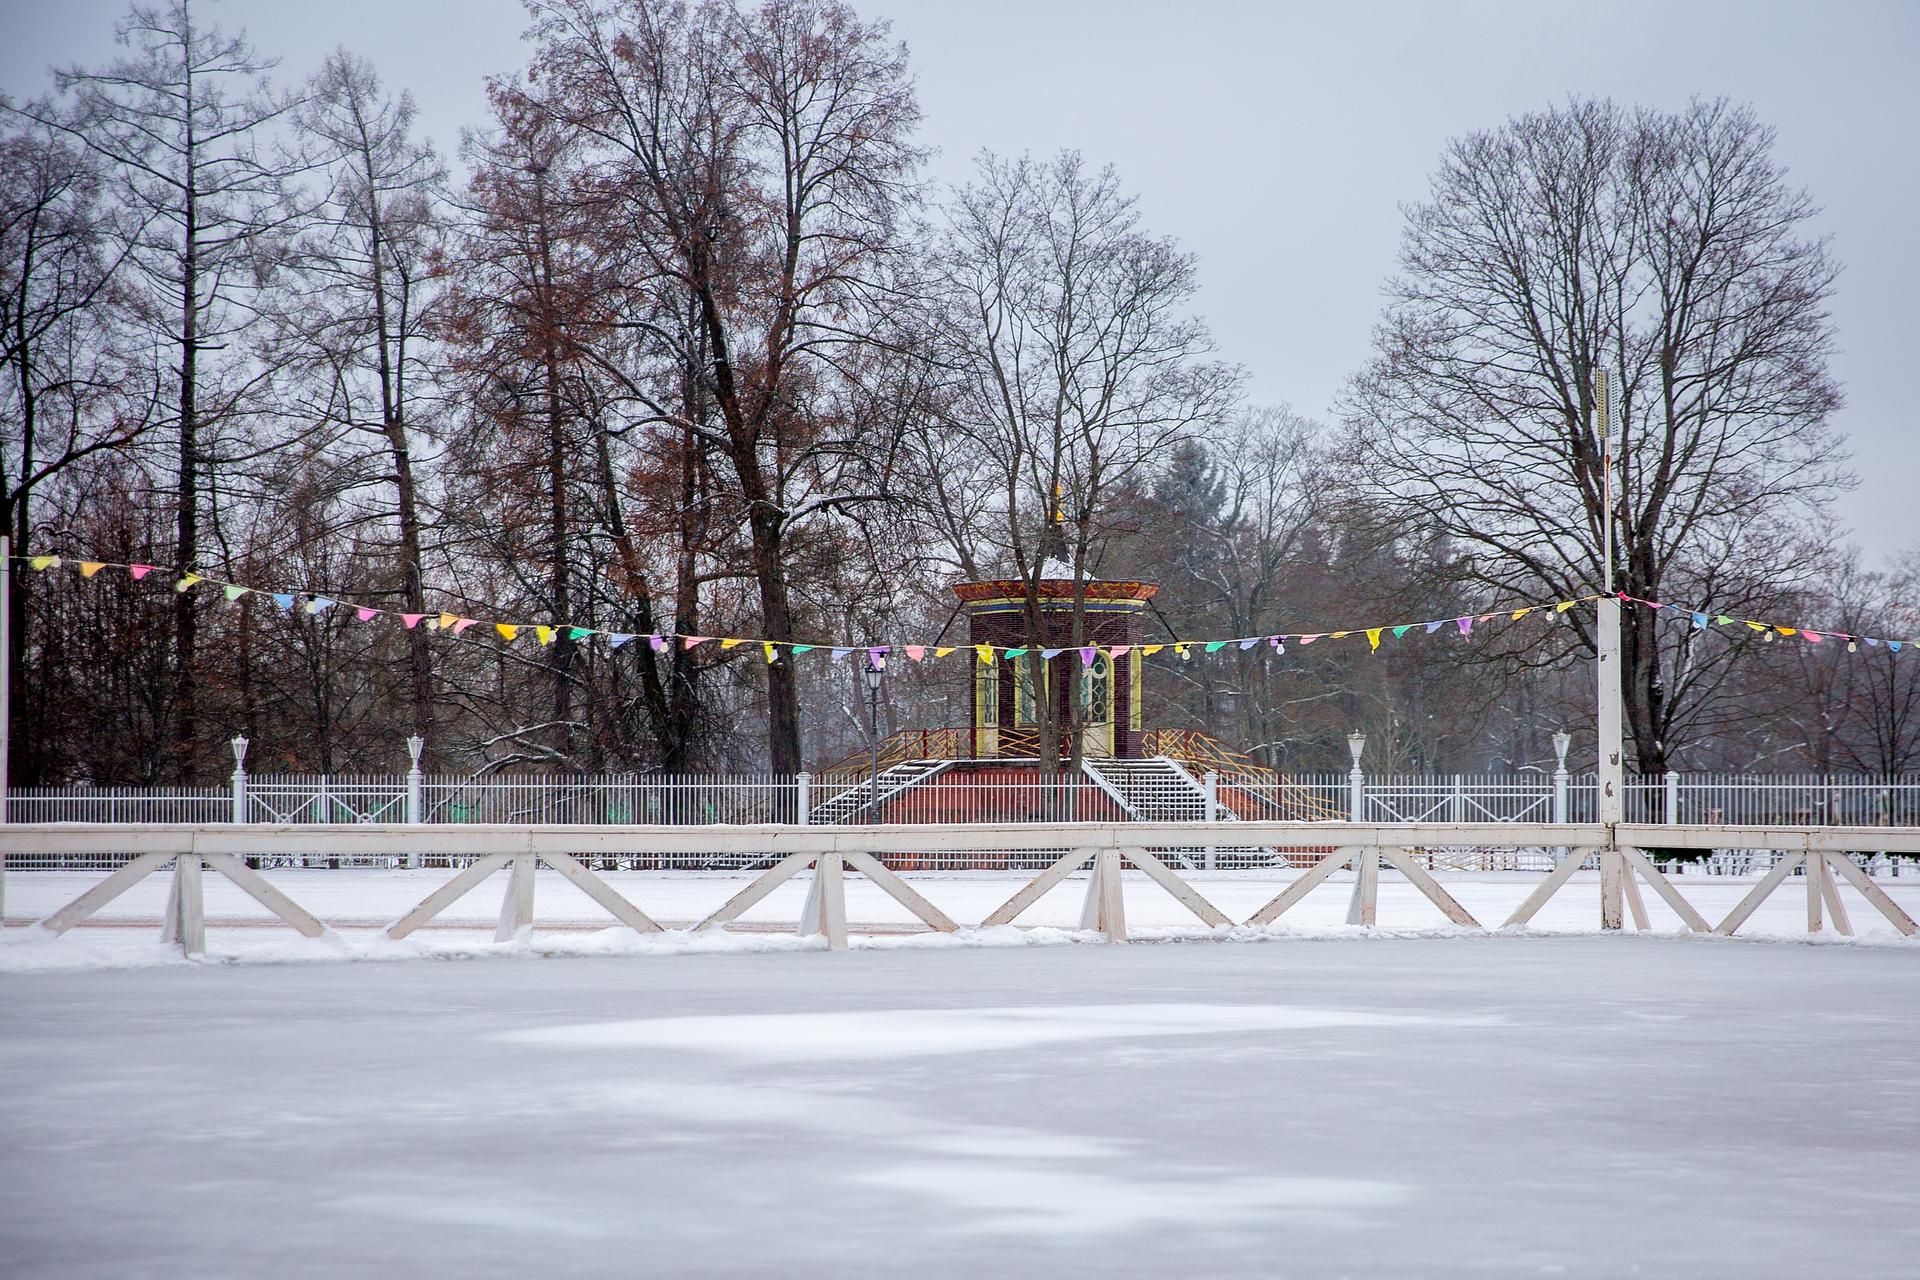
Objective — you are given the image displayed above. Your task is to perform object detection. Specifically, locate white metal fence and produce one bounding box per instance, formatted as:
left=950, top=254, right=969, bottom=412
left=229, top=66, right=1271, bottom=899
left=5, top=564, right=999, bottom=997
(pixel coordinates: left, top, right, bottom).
left=8, top=768, right=1920, bottom=874
left=16, top=769, right=1920, bottom=823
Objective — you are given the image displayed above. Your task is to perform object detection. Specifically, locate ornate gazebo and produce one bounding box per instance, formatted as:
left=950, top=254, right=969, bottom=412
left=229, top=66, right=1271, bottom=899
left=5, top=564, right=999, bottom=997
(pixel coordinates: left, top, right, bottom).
left=953, top=577, right=1159, bottom=759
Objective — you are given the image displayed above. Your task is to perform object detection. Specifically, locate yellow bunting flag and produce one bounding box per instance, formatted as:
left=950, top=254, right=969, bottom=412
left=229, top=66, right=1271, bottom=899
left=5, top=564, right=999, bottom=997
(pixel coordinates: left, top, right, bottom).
left=1330, top=630, right=1350, bottom=640
left=1366, top=628, right=1382, bottom=651
left=174, top=574, right=202, bottom=592
left=1555, top=600, right=1575, bottom=613
left=1745, top=620, right=1766, bottom=632
left=495, top=623, right=519, bottom=642
left=1511, top=608, right=1532, bottom=620
left=535, top=625, right=555, bottom=646
left=28, top=555, right=59, bottom=571
left=1141, top=644, right=1163, bottom=656
left=721, top=638, right=745, bottom=650
left=1775, top=626, right=1796, bottom=637
left=763, top=641, right=777, bottom=663
left=80, top=561, right=105, bottom=578
left=975, top=644, right=994, bottom=664
left=934, top=646, right=955, bottom=658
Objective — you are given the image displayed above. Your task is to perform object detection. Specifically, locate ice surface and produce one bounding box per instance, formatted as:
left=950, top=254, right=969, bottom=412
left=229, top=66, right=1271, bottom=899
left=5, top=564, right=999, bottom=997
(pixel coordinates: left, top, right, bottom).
left=4, top=940, right=1919, bottom=1277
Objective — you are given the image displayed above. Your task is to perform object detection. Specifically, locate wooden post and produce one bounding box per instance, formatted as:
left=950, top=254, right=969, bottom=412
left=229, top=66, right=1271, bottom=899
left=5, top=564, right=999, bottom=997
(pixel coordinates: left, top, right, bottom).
left=1346, top=845, right=1378, bottom=927
left=813, top=851, right=847, bottom=950
left=1, top=532, right=9, bottom=921
left=1806, top=848, right=1824, bottom=934
left=1077, top=846, right=1126, bottom=941
left=495, top=851, right=537, bottom=941
left=169, top=854, right=205, bottom=957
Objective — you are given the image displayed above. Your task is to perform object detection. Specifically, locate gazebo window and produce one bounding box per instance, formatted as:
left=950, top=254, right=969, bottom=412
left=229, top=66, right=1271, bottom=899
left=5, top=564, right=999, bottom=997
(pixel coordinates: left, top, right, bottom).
left=1083, top=652, right=1113, bottom=726
left=974, top=662, right=998, bottom=727
left=1014, top=658, right=1048, bottom=726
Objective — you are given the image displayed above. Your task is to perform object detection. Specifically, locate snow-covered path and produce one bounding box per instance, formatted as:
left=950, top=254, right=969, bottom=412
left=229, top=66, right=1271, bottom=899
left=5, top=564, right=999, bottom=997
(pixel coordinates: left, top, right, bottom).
left=4, top=939, right=1918, bottom=1277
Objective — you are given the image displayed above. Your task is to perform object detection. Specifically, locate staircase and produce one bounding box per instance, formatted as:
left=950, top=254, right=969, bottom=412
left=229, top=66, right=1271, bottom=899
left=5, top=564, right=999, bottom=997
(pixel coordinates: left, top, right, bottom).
left=1080, top=757, right=1233, bottom=871
left=1081, top=756, right=1290, bottom=869
left=809, top=760, right=954, bottom=824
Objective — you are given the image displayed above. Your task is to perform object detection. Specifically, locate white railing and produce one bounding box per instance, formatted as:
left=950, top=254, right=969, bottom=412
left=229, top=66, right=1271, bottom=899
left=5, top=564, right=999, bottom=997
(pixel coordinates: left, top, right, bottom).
left=7, top=820, right=1918, bottom=957
left=11, top=769, right=1920, bottom=835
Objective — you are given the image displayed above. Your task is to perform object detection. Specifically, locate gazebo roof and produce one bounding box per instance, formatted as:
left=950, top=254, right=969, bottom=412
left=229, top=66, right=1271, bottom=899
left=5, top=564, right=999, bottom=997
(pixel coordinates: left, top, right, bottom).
left=953, top=579, right=1159, bottom=605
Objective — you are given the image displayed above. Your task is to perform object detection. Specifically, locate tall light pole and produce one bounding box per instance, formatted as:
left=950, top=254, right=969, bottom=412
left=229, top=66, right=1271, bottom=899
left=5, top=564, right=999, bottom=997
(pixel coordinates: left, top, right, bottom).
left=864, top=651, right=887, bottom=820
left=1594, top=368, right=1627, bottom=927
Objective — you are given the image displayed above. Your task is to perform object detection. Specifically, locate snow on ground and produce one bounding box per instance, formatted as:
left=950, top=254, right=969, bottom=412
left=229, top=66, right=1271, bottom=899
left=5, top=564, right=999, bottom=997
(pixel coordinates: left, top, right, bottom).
left=3, top=939, right=1917, bottom=1277
left=3, top=866, right=1918, bottom=972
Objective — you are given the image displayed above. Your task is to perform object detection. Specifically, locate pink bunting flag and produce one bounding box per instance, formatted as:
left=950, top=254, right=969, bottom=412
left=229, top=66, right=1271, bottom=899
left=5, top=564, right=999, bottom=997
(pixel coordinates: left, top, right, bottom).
left=683, top=636, right=712, bottom=650
left=1109, top=645, right=1130, bottom=657
left=452, top=618, right=477, bottom=635
left=1802, top=630, right=1823, bottom=643
left=1299, top=634, right=1321, bottom=645
left=355, top=607, right=379, bottom=622
left=904, top=645, right=926, bottom=662
left=400, top=613, right=424, bottom=629
left=129, top=564, right=155, bottom=580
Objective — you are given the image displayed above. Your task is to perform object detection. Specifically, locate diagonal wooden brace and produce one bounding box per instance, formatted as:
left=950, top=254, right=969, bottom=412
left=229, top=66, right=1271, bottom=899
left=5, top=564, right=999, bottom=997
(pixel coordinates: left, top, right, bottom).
left=980, top=847, right=1096, bottom=928
left=1245, top=847, right=1356, bottom=927
left=387, top=852, right=514, bottom=940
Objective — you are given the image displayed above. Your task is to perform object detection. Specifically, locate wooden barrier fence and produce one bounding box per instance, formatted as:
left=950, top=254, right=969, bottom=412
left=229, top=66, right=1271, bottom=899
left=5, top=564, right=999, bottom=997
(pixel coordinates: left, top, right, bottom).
left=4, top=821, right=1917, bottom=956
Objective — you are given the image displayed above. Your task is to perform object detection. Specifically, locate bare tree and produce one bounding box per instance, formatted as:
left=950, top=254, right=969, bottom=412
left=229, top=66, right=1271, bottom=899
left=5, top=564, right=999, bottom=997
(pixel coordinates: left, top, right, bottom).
left=1346, top=98, right=1849, bottom=772
left=276, top=48, right=447, bottom=758
left=0, top=116, right=155, bottom=779
left=519, top=0, right=925, bottom=775
left=22, top=0, right=304, bottom=779
left=927, top=150, right=1238, bottom=768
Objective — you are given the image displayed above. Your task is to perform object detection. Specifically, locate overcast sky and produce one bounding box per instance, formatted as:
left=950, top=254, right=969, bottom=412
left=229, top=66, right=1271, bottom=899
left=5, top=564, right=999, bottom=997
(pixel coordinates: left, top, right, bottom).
left=5, top=0, right=1915, bottom=564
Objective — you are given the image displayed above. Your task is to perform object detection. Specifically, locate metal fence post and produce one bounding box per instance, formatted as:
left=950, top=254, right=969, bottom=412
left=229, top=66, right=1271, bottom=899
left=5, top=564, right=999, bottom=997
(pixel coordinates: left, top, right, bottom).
left=1665, top=769, right=1681, bottom=825
left=1203, top=770, right=1218, bottom=871
left=230, top=735, right=249, bottom=824
left=1347, top=732, right=1366, bottom=823
left=796, top=771, right=811, bottom=826
left=405, top=735, right=424, bottom=868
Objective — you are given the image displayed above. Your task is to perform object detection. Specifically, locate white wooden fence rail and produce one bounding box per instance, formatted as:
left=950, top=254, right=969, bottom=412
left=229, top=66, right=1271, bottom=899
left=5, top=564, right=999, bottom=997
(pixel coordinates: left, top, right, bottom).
left=6, top=821, right=1918, bottom=958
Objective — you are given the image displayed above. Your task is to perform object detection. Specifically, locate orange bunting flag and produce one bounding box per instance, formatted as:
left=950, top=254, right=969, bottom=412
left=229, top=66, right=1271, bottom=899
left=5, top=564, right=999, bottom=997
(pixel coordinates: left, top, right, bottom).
left=495, top=623, right=519, bottom=642
left=79, top=561, right=105, bottom=578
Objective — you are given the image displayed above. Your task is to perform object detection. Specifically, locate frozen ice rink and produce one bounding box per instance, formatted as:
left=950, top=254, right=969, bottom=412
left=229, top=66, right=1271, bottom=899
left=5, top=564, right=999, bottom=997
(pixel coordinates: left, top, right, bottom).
left=5, top=934, right=1919, bottom=1277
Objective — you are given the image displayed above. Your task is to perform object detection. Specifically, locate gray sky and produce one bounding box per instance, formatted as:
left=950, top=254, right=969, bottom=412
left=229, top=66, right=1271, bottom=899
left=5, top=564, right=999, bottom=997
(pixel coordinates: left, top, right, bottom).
left=5, top=0, right=1915, bottom=564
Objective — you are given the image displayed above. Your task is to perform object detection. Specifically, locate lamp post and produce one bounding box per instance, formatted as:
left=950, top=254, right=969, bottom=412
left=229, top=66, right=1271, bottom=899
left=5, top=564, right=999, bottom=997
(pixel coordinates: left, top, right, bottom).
left=1346, top=731, right=1367, bottom=823
left=1345, top=730, right=1370, bottom=926
left=864, top=651, right=887, bottom=820
left=230, top=735, right=250, bottom=825
left=1551, top=730, right=1572, bottom=824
